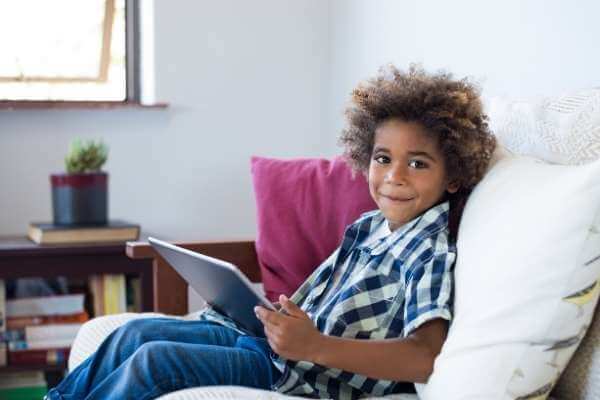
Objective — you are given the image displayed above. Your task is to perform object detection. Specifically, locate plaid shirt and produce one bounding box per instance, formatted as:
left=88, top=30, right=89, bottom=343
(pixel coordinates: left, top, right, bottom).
left=273, top=201, right=455, bottom=399
left=200, top=202, right=455, bottom=399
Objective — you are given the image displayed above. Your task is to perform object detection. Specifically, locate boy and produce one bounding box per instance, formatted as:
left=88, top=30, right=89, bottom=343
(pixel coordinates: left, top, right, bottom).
left=255, top=65, right=496, bottom=398
left=46, top=65, right=496, bottom=400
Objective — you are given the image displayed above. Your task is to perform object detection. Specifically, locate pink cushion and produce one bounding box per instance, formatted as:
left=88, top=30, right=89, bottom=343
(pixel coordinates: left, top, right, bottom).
left=251, top=156, right=377, bottom=301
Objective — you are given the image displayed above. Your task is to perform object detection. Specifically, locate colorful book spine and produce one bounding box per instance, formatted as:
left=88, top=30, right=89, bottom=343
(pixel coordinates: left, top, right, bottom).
left=0, top=330, right=25, bottom=342
left=0, top=386, right=48, bottom=400
left=0, top=280, right=5, bottom=333
left=6, top=294, right=85, bottom=318
left=25, top=323, right=82, bottom=343
left=9, top=339, right=73, bottom=351
left=0, top=342, right=6, bottom=367
left=126, top=276, right=142, bottom=312
left=103, top=274, right=127, bottom=315
left=89, top=275, right=105, bottom=316
left=0, top=371, right=47, bottom=399
left=6, top=311, right=88, bottom=330
left=8, top=348, right=70, bottom=366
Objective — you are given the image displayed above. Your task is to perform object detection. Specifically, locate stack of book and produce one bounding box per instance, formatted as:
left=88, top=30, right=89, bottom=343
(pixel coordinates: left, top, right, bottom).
left=0, top=275, right=142, bottom=368
left=1, top=292, right=88, bottom=368
left=0, top=371, right=47, bottom=400
left=27, top=220, right=140, bottom=245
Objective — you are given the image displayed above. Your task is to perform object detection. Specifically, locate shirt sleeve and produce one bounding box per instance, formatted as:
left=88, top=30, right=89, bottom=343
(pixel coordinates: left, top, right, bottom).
left=401, top=248, right=455, bottom=337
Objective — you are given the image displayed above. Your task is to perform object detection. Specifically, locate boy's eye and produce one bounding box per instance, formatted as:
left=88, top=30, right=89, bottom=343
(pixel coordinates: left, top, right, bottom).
left=408, top=159, right=428, bottom=169
left=374, top=155, right=390, bottom=164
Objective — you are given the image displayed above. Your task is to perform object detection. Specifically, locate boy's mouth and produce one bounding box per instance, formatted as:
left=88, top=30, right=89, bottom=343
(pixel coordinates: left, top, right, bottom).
left=380, top=194, right=414, bottom=202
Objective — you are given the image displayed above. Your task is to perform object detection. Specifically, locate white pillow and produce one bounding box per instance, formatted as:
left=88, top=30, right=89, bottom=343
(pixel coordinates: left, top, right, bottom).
left=485, top=88, right=600, bottom=165
left=418, top=149, right=600, bottom=399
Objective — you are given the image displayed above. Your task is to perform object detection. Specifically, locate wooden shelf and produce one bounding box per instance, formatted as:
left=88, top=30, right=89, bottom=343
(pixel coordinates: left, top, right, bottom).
left=0, top=363, right=67, bottom=373
left=0, top=100, right=168, bottom=110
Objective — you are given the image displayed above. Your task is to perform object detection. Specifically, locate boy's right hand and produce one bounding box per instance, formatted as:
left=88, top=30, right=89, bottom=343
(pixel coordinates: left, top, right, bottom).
left=255, top=295, right=323, bottom=362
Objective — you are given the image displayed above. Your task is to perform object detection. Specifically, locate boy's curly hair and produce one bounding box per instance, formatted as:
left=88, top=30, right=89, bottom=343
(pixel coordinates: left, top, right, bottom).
left=339, top=64, right=497, bottom=239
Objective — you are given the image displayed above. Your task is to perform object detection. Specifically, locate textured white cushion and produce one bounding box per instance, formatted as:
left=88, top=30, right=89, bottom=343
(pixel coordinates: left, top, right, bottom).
left=159, top=386, right=418, bottom=400
left=418, top=148, right=600, bottom=399
left=554, top=301, right=600, bottom=399
left=68, top=312, right=181, bottom=371
left=485, top=88, right=600, bottom=165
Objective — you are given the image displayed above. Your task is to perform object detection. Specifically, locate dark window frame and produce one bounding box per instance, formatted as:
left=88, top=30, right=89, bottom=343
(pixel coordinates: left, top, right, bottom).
left=126, top=0, right=141, bottom=103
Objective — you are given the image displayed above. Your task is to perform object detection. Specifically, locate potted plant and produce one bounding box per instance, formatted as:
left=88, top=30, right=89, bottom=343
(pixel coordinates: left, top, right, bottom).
left=51, top=139, right=109, bottom=226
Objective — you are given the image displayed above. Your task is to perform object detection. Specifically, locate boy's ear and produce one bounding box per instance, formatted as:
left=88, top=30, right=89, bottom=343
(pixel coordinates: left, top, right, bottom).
left=446, top=180, right=460, bottom=194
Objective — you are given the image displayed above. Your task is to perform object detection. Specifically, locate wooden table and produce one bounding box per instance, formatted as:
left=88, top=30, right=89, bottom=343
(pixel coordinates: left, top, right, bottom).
left=0, top=235, right=154, bottom=312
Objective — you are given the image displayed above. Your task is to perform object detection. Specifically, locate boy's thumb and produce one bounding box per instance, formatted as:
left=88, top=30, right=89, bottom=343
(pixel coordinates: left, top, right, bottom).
left=279, top=295, right=302, bottom=316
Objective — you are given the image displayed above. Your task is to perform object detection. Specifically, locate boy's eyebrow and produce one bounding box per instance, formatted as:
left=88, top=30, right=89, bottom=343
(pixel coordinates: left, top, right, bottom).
left=372, top=145, right=389, bottom=153
left=372, top=147, right=439, bottom=163
left=407, top=151, right=438, bottom=162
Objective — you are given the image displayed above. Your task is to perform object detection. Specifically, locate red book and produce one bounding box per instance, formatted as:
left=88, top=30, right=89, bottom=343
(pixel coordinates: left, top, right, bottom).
left=6, top=311, right=89, bottom=330
left=8, top=348, right=70, bottom=366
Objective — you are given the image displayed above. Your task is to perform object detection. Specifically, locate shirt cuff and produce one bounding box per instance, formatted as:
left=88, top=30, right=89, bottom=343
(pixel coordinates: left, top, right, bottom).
left=402, top=307, right=452, bottom=338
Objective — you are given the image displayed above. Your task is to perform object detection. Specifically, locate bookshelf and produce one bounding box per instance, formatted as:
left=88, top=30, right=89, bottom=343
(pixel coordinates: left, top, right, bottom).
left=0, top=235, right=154, bottom=311
left=0, top=234, right=156, bottom=392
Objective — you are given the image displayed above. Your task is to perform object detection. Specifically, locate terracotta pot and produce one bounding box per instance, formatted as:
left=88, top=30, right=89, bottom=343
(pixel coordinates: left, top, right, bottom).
left=50, top=172, right=108, bottom=226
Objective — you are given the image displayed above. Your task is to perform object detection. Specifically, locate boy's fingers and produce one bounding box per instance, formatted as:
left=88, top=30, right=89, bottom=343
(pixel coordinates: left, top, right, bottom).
left=279, top=295, right=305, bottom=317
left=254, top=306, right=281, bottom=326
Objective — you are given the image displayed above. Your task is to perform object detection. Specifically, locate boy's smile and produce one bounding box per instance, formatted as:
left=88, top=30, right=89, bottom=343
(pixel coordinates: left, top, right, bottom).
left=368, top=119, right=458, bottom=231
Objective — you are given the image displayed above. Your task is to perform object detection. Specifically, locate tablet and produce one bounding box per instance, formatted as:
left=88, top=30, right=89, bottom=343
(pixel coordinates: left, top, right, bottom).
left=148, top=237, right=276, bottom=337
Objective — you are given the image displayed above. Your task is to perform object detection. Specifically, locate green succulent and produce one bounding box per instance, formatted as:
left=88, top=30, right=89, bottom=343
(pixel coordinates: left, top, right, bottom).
left=65, top=138, right=109, bottom=174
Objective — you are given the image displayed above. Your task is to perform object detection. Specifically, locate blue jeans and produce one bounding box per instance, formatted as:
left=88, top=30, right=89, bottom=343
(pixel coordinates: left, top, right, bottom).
left=45, top=318, right=281, bottom=400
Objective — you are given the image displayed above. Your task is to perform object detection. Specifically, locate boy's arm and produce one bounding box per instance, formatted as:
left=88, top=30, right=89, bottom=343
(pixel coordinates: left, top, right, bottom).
left=255, top=295, right=447, bottom=383
left=313, top=319, right=447, bottom=383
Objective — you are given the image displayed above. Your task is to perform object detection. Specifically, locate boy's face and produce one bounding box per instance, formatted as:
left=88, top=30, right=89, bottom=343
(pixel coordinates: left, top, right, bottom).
left=368, top=119, right=458, bottom=231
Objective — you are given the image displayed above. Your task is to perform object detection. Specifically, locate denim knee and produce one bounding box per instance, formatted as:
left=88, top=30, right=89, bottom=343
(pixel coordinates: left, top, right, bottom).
left=116, top=318, right=168, bottom=341
left=127, top=341, right=162, bottom=370
left=125, top=342, right=194, bottom=386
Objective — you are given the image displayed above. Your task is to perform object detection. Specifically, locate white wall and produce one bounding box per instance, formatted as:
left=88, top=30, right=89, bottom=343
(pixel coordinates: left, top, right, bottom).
left=0, top=0, right=331, bottom=241
left=4, top=0, right=599, bottom=311
left=326, top=0, right=600, bottom=151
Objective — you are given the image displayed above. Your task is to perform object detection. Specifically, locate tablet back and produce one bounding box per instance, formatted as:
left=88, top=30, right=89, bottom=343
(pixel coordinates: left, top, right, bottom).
left=148, top=237, right=272, bottom=337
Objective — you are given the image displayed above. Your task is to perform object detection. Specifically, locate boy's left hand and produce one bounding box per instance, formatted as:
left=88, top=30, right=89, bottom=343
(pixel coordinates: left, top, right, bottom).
left=255, top=294, right=323, bottom=362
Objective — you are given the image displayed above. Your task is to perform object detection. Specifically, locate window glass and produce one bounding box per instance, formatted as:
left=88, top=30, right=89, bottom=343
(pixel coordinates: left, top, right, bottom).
left=0, top=0, right=126, bottom=101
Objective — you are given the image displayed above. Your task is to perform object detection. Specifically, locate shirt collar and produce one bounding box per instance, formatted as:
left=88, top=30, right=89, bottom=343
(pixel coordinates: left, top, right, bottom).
left=365, top=201, right=450, bottom=256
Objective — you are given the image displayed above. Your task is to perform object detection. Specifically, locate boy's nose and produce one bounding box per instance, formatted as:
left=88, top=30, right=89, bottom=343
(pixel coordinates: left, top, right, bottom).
left=385, top=164, right=408, bottom=184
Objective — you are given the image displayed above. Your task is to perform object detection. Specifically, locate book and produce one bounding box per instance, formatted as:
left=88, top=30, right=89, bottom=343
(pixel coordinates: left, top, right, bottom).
left=8, top=347, right=69, bottom=366
left=103, top=274, right=126, bottom=315
left=25, top=323, right=82, bottom=344
left=126, top=276, right=142, bottom=312
left=6, top=310, right=89, bottom=330
left=6, top=294, right=84, bottom=318
left=0, top=386, right=48, bottom=400
left=9, top=339, right=74, bottom=351
left=89, top=275, right=105, bottom=316
left=89, top=274, right=127, bottom=316
left=0, top=371, right=46, bottom=387
left=27, top=220, right=140, bottom=244
left=0, top=342, right=5, bottom=367
left=0, top=279, right=5, bottom=333
left=0, top=371, right=47, bottom=400
left=0, top=330, right=25, bottom=342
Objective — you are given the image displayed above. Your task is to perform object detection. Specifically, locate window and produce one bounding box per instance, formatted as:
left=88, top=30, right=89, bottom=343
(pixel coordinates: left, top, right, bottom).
left=0, top=0, right=144, bottom=103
